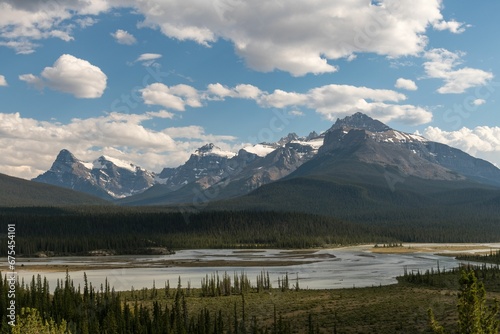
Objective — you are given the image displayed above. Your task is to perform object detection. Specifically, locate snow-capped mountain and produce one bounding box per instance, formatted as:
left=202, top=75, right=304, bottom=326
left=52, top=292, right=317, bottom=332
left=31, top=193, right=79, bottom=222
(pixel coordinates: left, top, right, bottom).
left=319, top=112, right=500, bottom=185
left=225, top=133, right=324, bottom=194
left=156, top=143, right=238, bottom=191
left=34, top=112, right=500, bottom=204
left=120, top=134, right=325, bottom=205
left=33, top=150, right=156, bottom=199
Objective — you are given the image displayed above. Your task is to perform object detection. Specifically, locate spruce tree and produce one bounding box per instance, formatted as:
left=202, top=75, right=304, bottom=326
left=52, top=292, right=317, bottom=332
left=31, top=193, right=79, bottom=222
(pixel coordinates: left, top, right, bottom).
left=429, top=269, right=500, bottom=334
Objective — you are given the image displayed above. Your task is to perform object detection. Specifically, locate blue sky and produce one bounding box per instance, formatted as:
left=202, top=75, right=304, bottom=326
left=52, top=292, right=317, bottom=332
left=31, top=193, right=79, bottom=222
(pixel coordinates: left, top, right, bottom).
left=1, top=0, right=499, bottom=179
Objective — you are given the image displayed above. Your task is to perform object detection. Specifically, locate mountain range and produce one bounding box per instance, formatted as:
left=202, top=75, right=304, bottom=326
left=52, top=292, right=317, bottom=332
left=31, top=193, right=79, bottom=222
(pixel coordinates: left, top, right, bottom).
left=7, top=112, right=499, bottom=212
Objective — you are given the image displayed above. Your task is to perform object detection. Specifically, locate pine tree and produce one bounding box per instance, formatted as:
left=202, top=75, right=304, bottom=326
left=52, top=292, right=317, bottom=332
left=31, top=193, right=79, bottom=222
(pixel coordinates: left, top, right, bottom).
left=457, top=270, right=499, bottom=334
left=429, top=269, right=500, bottom=334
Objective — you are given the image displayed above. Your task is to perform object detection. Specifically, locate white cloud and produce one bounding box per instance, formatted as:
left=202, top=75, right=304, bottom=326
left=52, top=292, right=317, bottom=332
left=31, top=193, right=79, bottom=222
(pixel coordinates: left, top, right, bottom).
left=432, top=20, right=466, bottom=34
left=289, top=110, right=304, bottom=117
left=111, top=29, right=137, bottom=45
left=473, top=99, right=486, bottom=106
left=75, top=17, right=99, bottom=28
left=18, top=74, right=44, bottom=90
left=130, top=0, right=457, bottom=76
left=206, top=83, right=263, bottom=100
left=141, top=83, right=202, bottom=111
left=423, top=126, right=500, bottom=166
left=0, top=1, right=464, bottom=75
left=0, top=111, right=237, bottom=179
left=149, top=81, right=432, bottom=125
left=0, top=75, right=7, bottom=86
left=0, top=40, right=38, bottom=55
left=19, top=54, right=107, bottom=98
left=395, top=78, right=418, bottom=91
left=423, top=48, right=494, bottom=94
left=145, top=110, right=175, bottom=119
left=0, top=1, right=111, bottom=53
left=135, top=53, right=162, bottom=66
left=136, top=53, right=162, bottom=62
left=303, top=84, right=431, bottom=125
left=259, top=90, right=308, bottom=109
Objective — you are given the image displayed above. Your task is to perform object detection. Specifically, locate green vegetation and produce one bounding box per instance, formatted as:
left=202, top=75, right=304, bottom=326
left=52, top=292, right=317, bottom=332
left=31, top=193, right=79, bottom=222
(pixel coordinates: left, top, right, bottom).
left=2, top=207, right=500, bottom=257
left=457, top=250, right=500, bottom=265
left=428, top=269, right=500, bottom=334
left=0, top=207, right=391, bottom=256
left=2, top=266, right=500, bottom=333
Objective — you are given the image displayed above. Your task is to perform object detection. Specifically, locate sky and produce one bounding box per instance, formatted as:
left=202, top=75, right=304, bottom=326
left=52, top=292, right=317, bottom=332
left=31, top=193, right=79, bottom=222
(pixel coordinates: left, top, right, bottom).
left=1, top=0, right=500, bottom=179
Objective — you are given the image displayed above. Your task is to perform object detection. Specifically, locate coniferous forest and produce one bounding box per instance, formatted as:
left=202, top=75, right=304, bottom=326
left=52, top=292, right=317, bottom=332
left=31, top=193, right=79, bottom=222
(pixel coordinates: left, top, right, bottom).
left=1, top=265, right=500, bottom=333
left=1, top=206, right=500, bottom=332
left=1, top=206, right=500, bottom=257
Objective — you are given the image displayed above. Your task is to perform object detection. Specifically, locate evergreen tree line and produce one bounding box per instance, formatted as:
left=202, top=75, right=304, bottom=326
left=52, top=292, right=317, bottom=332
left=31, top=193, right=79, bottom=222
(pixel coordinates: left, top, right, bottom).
left=0, top=271, right=323, bottom=334
left=0, top=209, right=392, bottom=256
left=457, top=250, right=500, bottom=265
left=398, top=263, right=500, bottom=292
left=2, top=207, right=500, bottom=256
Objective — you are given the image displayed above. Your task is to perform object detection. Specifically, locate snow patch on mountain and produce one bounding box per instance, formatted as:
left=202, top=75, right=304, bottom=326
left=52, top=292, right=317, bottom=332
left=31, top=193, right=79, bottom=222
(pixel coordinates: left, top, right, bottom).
left=194, top=144, right=236, bottom=158
left=370, top=130, right=427, bottom=144
left=93, top=155, right=139, bottom=172
left=242, top=144, right=276, bottom=157
left=290, top=137, right=324, bottom=150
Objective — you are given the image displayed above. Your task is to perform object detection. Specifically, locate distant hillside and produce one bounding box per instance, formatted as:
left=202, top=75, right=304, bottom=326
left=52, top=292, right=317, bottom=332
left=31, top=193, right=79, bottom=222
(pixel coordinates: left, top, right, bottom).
left=0, top=173, right=109, bottom=206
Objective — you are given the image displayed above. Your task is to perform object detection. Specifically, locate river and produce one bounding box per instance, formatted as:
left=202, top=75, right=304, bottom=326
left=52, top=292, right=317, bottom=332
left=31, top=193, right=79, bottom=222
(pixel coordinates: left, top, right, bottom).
left=13, top=244, right=495, bottom=292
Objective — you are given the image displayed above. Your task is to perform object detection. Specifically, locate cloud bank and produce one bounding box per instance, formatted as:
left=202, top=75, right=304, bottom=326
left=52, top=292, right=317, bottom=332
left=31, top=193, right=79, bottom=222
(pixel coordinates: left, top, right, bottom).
left=0, top=111, right=237, bottom=179
left=1, top=0, right=468, bottom=76
left=146, top=82, right=433, bottom=125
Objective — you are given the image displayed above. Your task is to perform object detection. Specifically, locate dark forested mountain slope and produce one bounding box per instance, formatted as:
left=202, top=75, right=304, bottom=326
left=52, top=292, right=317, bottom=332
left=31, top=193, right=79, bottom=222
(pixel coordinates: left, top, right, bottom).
left=0, top=172, right=107, bottom=206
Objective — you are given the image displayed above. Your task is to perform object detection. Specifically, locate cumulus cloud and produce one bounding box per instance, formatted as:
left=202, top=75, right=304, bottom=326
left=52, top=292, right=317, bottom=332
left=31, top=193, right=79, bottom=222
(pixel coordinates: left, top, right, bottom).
left=0, top=75, right=7, bottom=86
left=148, top=81, right=432, bottom=125
left=141, top=83, right=202, bottom=111
left=473, top=99, right=486, bottom=106
left=0, top=111, right=237, bottom=179
left=111, top=29, right=137, bottom=45
left=247, top=83, right=430, bottom=125
left=423, top=126, right=500, bottom=166
left=0, top=1, right=111, bottom=53
left=0, top=1, right=466, bottom=75
left=423, top=48, right=494, bottom=94
left=395, top=78, right=418, bottom=91
left=130, top=0, right=458, bottom=76
left=19, top=54, right=107, bottom=98
left=206, top=83, right=263, bottom=100
left=432, top=20, right=466, bottom=34
left=302, top=84, right=431, bottom=125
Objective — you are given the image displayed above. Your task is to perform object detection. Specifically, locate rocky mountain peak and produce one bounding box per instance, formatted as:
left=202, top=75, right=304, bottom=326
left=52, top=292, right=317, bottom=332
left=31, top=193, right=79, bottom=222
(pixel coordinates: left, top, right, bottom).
left=306, top=131, right=320, bottom=140
left=277, top=133, right=300, bottom=146
left=194, top=143, right=235, bottom=158
left=55, top=149, right=78, bottom=164
left=196, top=143, right=216, bottom=154
left=330, top=112, right=391, bottom=133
